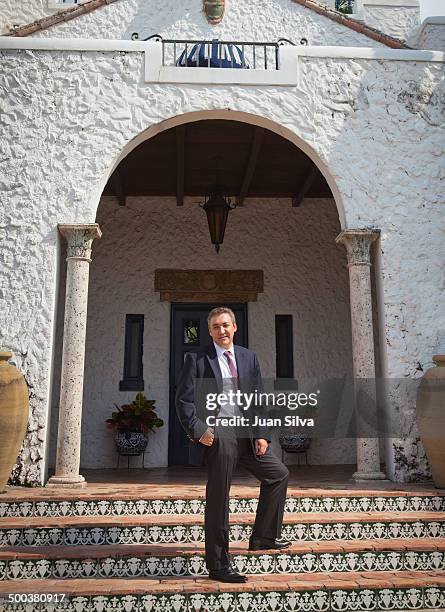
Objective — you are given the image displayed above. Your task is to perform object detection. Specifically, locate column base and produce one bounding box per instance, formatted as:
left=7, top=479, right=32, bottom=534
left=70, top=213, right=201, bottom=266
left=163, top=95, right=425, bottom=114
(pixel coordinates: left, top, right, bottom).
left=46, top=474, right=87, bottom=488
left=352, top=470, right=387, bottom=481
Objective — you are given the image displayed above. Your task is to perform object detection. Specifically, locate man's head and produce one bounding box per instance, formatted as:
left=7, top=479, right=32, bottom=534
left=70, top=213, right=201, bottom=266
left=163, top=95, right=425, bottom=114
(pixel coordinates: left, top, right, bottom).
left=208, top=307, right=237, bottom=349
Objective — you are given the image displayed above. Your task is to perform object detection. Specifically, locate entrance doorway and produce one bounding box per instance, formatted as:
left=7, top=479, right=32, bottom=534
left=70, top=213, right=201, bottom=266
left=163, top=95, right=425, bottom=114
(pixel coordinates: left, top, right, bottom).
left=168, top=303, right=248, bottom=466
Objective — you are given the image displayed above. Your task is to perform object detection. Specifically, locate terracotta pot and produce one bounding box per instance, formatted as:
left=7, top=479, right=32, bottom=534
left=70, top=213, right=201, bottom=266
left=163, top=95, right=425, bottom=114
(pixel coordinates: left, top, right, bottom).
left=203, top=0, right=225, bottom=24
left=416, top=355, right=445, bottom=488
left=0, top=352, right=29, bottom=492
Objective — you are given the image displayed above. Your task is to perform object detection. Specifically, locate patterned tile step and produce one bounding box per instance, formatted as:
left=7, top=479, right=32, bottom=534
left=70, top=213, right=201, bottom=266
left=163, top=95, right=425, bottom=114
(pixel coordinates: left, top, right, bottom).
left=1, top=571, right=445, bottom=610
left=1, top=513, right=444, bottom=546
left=0, top=539, right=444, bottom=580
left=1, top=494, right=444, bottom=517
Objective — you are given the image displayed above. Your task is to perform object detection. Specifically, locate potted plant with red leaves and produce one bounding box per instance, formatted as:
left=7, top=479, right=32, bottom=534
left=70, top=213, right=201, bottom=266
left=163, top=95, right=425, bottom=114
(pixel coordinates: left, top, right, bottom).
left=106, top=392, right=164, bottom=456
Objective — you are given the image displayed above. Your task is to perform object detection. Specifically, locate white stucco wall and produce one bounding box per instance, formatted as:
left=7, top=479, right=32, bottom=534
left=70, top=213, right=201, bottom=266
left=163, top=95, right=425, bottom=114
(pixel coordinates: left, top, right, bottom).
left=0, top=39, right=443, bottom=483
left=354, top=0, right=420, bottom=42
left=1, top=0, right=387, bottom=48
left=363, top=7, right=419, bottom=40
left=410, top=17, right=445, bottom=51
left=48, top=195, right=356, bottom=469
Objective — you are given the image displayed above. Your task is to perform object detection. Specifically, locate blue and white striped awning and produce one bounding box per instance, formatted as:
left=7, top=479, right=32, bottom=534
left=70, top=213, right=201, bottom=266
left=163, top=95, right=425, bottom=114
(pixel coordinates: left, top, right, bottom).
left=176, top=40, right=249, bottom=69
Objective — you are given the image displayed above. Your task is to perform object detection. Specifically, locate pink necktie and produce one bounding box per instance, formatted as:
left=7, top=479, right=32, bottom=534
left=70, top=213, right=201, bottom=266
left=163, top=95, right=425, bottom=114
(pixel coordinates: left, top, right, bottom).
left=224, top=351, right=238, bottom=381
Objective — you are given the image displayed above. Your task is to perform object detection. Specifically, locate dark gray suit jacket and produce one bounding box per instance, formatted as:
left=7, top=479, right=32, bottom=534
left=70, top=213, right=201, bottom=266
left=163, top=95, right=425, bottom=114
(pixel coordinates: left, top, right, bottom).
left=175, top=343, right=271, bottom=446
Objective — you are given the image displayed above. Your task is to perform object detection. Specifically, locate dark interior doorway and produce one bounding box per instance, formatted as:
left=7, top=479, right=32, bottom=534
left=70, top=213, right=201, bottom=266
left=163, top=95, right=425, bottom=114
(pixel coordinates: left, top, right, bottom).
left=169, top=303, right=248, bottom=466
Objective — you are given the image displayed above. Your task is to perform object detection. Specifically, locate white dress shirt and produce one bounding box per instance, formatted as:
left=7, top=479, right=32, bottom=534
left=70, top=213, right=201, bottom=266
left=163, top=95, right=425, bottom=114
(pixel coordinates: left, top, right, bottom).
left=213, top=341, right=237, bottom=380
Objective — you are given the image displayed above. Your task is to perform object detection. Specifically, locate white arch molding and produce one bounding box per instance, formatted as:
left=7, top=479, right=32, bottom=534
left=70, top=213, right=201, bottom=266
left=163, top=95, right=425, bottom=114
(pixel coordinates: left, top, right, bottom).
left=49, top=109, right=390, bottom=486
left=92, top=109, right=347, bottom=229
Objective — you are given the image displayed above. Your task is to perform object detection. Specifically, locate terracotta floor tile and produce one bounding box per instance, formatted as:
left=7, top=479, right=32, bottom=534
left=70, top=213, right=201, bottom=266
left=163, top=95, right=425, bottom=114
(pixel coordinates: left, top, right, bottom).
left=285, top=579, right=322, bottom=591
left=144, top=581, right=186, bottom=594
left=2, top=465, right=443, bottom=502
left=182, top=582, right=220, bottom=593
left=0, top=571, right=443, bottom=597
left=259, top=574, right=293, bottom=583
left=205, top=580, right=249, bottom=593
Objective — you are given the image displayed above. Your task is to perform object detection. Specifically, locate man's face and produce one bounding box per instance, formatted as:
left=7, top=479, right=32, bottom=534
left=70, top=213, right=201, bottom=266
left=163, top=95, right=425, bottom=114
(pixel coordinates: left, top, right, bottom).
left=209, top=313, right=237, bottom=349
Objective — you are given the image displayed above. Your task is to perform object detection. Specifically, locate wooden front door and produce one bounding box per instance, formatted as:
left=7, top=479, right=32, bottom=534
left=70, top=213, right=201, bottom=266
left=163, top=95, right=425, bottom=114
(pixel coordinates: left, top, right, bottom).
left=169, top=303, right=248, bottom=466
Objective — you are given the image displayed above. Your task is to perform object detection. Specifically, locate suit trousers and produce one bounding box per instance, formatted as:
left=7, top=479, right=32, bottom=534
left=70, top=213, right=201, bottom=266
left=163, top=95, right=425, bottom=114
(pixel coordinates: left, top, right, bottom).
left=204, top=428, right=289, bottom=571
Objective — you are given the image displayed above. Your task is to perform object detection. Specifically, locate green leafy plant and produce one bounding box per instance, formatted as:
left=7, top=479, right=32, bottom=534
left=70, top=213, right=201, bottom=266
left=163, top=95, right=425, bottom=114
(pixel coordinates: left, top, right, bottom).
left=106, top=392, right=164, bottom=434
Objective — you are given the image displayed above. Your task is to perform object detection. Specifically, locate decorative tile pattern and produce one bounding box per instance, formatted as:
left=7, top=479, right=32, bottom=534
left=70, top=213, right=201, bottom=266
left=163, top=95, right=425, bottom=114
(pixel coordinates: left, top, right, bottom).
left=1, top=587, right=445, bottom=611
left=424, top=587, right=445, bottom=609
left=0, top=495, right=443, bottom=517
left=1, top=549, right=443, bottom=580
left=1, top=520, right=445, bottom=547
left=189, top=592, right=237, bottom=611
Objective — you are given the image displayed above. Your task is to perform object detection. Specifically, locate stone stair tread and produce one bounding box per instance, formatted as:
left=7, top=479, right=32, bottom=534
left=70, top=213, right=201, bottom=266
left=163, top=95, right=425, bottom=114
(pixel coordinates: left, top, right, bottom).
left=0, top=538, right=444, bottom=559
left=1, top=511, right=444, bottom=529
left=0, top=570, right=444, bottom=595
left=3, top=485, right=444, bottom=502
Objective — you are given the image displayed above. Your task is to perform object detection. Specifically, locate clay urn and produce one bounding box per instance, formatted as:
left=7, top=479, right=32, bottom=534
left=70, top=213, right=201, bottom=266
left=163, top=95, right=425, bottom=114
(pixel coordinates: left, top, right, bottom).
left=416, top=355, right=445, bottom=488
left=203, top=0, right=225, bottom=24
left=0, top=351, right=29, bottom=492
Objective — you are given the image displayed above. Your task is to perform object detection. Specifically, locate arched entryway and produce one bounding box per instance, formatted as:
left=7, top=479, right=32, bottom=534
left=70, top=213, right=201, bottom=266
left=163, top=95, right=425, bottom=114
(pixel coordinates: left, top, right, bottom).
left=47, top=112, right=385, bottom=486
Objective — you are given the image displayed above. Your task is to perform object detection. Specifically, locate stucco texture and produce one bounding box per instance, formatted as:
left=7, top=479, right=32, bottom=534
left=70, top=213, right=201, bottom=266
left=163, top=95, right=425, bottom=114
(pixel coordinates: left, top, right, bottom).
left=410, top=20, right=445, bottom=52
left=2, top=0, right=386, bottom=48
left=0, top=41, right=443, bottom=483
left=363, top=6, right=420, bottom=42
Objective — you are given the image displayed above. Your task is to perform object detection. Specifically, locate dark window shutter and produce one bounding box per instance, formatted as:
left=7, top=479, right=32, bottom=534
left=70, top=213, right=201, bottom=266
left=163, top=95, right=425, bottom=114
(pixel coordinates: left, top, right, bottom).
left=120, top=314, right=144, bottom=391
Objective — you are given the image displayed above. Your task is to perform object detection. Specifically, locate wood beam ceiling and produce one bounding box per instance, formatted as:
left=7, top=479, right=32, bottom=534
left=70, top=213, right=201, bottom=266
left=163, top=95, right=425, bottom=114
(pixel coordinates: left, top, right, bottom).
left=110, top=169, right=126, bottom=206
left=292, top=165, right=318, bottom=207
left=176, top=126, right=185, bottom=206
left=236, top=127, right=264, bottom=206
left=102, top=121, right=333, bottom=201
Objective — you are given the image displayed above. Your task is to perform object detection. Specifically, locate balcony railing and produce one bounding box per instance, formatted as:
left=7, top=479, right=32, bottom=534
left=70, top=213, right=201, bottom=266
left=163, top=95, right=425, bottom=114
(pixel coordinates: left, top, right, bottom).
left=131, top=35, right=307, bottom=71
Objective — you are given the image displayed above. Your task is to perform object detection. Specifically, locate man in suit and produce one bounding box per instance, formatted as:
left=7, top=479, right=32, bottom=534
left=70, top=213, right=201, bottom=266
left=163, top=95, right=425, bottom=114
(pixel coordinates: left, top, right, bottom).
left=176, top=306, right=290, bottom=583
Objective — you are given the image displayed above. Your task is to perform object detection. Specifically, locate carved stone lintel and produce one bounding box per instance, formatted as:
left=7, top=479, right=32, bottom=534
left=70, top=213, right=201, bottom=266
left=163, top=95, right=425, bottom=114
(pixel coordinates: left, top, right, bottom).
left=335, top=229, right=380, bottom=267
left=58, top=224, right=102, bottom=261
left=155, top=270, right=264, bottom=302
left=160, top=291, right=258, bottom=303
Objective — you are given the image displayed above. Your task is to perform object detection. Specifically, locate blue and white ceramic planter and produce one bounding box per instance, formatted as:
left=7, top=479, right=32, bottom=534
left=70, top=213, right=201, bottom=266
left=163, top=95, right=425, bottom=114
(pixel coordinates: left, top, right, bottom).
left=115, top=432, right=148, bottom=456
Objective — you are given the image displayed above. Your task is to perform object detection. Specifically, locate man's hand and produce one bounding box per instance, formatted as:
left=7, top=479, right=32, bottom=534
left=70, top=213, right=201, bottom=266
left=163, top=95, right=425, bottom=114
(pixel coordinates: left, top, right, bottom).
left=255, top=439, right=268, bottom=456
left=199, top=427, right=215, bottom=446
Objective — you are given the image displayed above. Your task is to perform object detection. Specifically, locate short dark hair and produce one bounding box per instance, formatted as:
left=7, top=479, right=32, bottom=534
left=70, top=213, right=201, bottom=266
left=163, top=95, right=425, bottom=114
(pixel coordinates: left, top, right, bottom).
left=207, top=307, right=236, bottom=328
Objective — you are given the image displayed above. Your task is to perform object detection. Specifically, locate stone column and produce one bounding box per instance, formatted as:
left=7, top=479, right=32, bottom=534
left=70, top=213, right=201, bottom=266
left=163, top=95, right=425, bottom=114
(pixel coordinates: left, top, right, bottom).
left=336, top=229, right=386, bottom=480
left=47, top=224, right=102, bottom=488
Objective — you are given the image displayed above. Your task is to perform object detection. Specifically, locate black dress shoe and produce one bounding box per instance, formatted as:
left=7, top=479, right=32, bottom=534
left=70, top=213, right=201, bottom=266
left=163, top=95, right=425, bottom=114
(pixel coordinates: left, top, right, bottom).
left=208, top=566, right=247, bottom=583
left=249, top=538, right=292, bottom=551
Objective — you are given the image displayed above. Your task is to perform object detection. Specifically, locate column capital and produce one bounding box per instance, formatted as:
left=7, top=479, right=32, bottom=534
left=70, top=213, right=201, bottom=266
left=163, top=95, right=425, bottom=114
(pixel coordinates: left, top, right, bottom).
left=58, top=224, right=102, bottom=262
left=335, top=229, right=380, bottom=266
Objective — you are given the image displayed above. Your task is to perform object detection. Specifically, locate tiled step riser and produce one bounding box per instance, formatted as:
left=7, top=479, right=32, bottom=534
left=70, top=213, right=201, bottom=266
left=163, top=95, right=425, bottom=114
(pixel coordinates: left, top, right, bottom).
left=1, top=496, right=444, bottom=518
left=2, top=550, right=444, bottom=580
left=1, top=521, right=444, bottom=546
left=2, top=587, right=445, bottom=612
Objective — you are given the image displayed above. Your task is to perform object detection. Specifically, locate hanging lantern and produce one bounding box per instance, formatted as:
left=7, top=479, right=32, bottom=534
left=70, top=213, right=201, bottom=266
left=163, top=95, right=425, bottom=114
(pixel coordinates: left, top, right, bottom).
left=201, top=185, right=235, bottom=253
left=203, top=0, right=225, bottom=25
